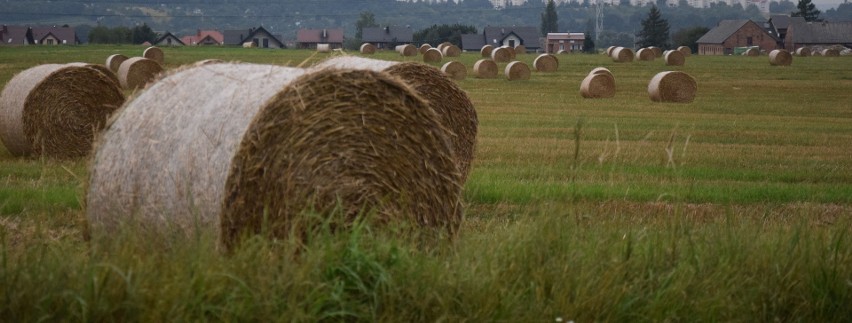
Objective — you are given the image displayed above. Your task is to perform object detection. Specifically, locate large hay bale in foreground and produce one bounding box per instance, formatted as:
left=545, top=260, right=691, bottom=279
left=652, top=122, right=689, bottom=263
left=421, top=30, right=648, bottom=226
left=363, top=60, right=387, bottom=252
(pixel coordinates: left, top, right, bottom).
left=359, top=43, right=376, bottom=55
left=580, top=73, right=616, bottom=99
left=677, top=46, right=692, bottom=57
left=442, top=44, right=461, bottom=57
left=504, top=61, right=530, bottom=81
left=117, top=57, right=163, bottom=90
left=419, top=43, right=432, bottom=54
left=636, top=48, right=655, bottom=61
left=441, top=61, right=467, bottom=80
left=491, top=47, right=511, bottom=63
left=423, top=48, right=443, bottom=63
left=473, top=59, right=498, bottom=78
left=480, top=45, right=493, bottom=57
left=66, top=62, right=121, bottom=89
left=105, top=54, right=128, bottom=73
left=533, top=54, right=559, bottom=72
left=743, top=48, right=759, bottom=56
left=589, top=67, right=613, bottom=78
left=0, top=64, right=124, bottom=158
left=648, top=71, right=697, bottom=103
left=648, top=46, right=663, bottom=58
left=313, top=56, right=478, bottom=182
left=87, top=63, right=464, bottom=248
left=822, top=48, right=840, bottom=57
left=769, top=49, right=793, bottom=66
left=396, top=44, right=417, bottom=56
left=514, top=45, right=526, bottom=54
left=316, top=44, right=331, bottom=53
left=611, top=47, right=634, bottom=62
left=795, top=47, right=811, bottom=56
left=664, top=50, right=685, bottom=66
left=143, top=46, right=164, bottom=64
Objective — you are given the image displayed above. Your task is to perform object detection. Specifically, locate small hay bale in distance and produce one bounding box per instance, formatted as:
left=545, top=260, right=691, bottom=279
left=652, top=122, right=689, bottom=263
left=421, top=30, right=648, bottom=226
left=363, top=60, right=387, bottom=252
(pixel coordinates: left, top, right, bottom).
left=480, top=45, right=493, bottom=57
left=580, top=73, right=616, bottom=99
left=606, top=46, right=616, bottom=56
left=396, top=44, right=417, bottom=56
left=636, top=48, right=655, bottom=61
left=504, top=61, right=530, bottom=81
left=514, top=44, right=526, bottom=54
left=437, top=42, right=452, bottom=52
left=242, top=42, right=255, bottom=48
left=533, top=54, right=558, bottom=72
left=316, top=43, right=331, bottom=53
left=647, top=46, right=663, bottom=58
left=423, top=48, right=443, bottom=63
left=504, top=46, right=517, bottom=59
left=677, top=46, right=692, bottom=56
left=0, top=64, right=124, bottom=158
left=66, top=62, right=121, bottom=89
left=419, top=43, right=432, bottom=54
left=441, top=61, right=467, bottom=80
left=473, top=59, right=498, bottom=78
left=557, top=50, right=569, bottom=55
left=359, top=43, right=376, bottom=54
left=117, top=57, right=163, bottom=90
left=744, top=48, right=759, bottom=56
left=105, top=54, right=128, bottom=73
left=822, top=48, right=840, bottom=57
left=664, top=50, right=686, bottom=66
left=648, top=71, right=697, bottom=103
left=491, top=46, right=511, bottom=63
left=769, top=49, right=793, bottom=66
left=795, top=47, right=811, bottom=56
left=812, top=50, right=822, bottom=56
left=143, top=46, right=164, bottom=64
left=611, top=47, right=634, bottom=62
left=442, top=44, right=461, bottom=57
left=589, top=67, right=613, bottom=78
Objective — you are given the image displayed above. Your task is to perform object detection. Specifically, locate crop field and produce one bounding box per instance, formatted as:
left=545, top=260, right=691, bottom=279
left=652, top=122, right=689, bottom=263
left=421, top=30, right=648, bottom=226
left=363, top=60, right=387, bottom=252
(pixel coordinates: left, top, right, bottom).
left=1, top=45, right=851, bottom=321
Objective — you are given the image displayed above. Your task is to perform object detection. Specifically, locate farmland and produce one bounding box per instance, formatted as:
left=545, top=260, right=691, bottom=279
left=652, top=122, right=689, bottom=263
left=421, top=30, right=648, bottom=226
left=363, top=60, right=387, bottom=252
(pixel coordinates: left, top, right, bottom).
left=1, top=45, right=851, bottom=321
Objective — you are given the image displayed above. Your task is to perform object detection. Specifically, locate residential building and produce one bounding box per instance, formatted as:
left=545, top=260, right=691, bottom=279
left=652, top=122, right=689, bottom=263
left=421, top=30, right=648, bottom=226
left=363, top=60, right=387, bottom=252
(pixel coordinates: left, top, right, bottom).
left=545, top=32, right=585, bottom=53
left=362, top=26, right=413, bottom=49
left=181, top=29, right=224, bottom=46
left=784, top=20, right=852, bottom=51
left=696, top=19, right=778, bottom=55
left=154, top=32, right=185, bottom=46
left=223, top=26, right=284, bottom=48
left=461, top=26, right=541, bottom=52
left=296, top=28, right=344, bottom=49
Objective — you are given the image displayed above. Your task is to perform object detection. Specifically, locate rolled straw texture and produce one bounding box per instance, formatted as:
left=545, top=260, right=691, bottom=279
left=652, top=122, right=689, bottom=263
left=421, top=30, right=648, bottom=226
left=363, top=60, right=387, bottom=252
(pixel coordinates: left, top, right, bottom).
left=580, top=73, right=616, bottom=99
left=795, top=47, right=811, bottom=56
left=441, top=61, right=467, bottom=80
left=442, top=45, right=461, bottom=57
left=66, top=62, right=121, bottom=89
left=0, top=64, right=124, bottom=158
left=533, top=54, right=558, bottom=72
left=648, top=71, right=697, bottom=103
left=589, top=67, right=613, bottom=78
left=606, top=46, right=616, bottom=56
left=143, top=46, right=164, bottom=64
left=677, top=46, right=692, bottom=56
left=504, top=46, right=517, bottom=59
left=812, top=50, right=822, bottom=56
left=491, top=47, right=511, bottom=63
left=744, top=48, right=759, bottom=56
left=316, top=44, right=331, bottom=53
left=514, top=45, right=526, bottom=54
left=117, top=57, right=163, bottom=90
left=769, top=49, right=793, bottom=66
left=822, top=49, right=840, bottom=57
left=106, top=54, right=128, bottom=73
left=648, top=46, right=663, bottom=58
left=360, top=43, right=376, bottom=54
left=438, top=42, right=452, bottom=51
left=664, top=50, right=685, bottom=66
left=557, top=50, right=568, bottom=55
left=419, top=43, right=432, bottom=54
left=473, top=59, right=498, bottom=78
left=313, top=56, right=478, bottom=182
left=423, top=48, right=443, bottom=63
left=636, top=48, right=655, bottom=61
left=397, top=44, right=417, bottom=56
left=504, top=61, right=530, bottom=81
left=611, top=47, right=634, bottom=62
left=480, top=45, right=493, bottom=57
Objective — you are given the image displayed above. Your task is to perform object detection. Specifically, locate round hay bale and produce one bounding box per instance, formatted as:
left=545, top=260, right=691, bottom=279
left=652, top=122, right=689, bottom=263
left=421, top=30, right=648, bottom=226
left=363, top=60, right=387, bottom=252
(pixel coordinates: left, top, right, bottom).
left=473, top=59, right=498, bottom=79
left=822, top=48, right=840, bottom=57
left=442, top=44, right=461, bottom=57
left=664, top=50, right=686, bottom=66
left=491, top=46, right=512, bottom=63
left=812, top=50, right=822, bottom=56
left=648, top=46, right=663, bottom=58
left=514, top=44, right=526, bottom=54
left=636, top=48, right=655, bottom=61
left=648, top=71, right=697, bottom=103
left=533, top=54, right=558, bottom=72
left=438, top=42, right=452, bottom=52
left=396, top=44, right=417, bottom=57
left=86, top=63, right=464, bottom=248
left=419, top=43, right=432, bottom=54
left=480, top=45, right=493, bottom=57
left=744, top=48, right=759, bottom=56
left=66, top=62, right=121, bottom=89
left=117, top=57, right=163, bottom=90
left=359, top=43, right=376, bottom=55
left=795, top=47, right=811, bottom=57
left=769, top=49, right=793, bottom=66
left=423, top=48, right=443, bottom=63
left=606, top=46, right=616, bottom=56
left=0, top=64, right=124, bottom=158
left=143, top=46, right=164, bottom=65
left=589, top=67, right=613, bottom=78
left=611, top=47, right=634, bottom=62
left=105, top=54, right=128, bottom=73
left=677, top=46, right=692, bottom=57
left=316, top=44, right=331, bottom=53
left=441, top=61, right=467, bottom=81
left=504, top=61, right=530, bottom=81
left=312, top=56, right=478, bottom=182
left=580, top=73, right=616, bottom=99
left=504, top=46, right=517, bottom=59
left=557, top=50, right=569, bottom=55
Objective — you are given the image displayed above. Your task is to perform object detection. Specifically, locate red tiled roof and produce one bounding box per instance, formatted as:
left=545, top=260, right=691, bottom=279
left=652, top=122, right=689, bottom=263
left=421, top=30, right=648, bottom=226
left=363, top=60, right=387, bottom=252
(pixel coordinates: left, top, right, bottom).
left=181, top=30, right=224, bottom=45
left=296, top=28, right=344, bottom=43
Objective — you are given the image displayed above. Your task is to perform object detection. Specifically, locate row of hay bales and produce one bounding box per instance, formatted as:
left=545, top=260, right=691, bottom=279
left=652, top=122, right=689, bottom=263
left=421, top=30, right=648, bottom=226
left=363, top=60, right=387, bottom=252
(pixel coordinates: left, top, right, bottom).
left=470, top=53, right=559, bottom=80
left=607, top=46, right=690, bottom=66
left=105, top=46, right=165, bottom=90
left=793, top=47, right=840, bottom=57
left=579, top=67, right=697, bottom=103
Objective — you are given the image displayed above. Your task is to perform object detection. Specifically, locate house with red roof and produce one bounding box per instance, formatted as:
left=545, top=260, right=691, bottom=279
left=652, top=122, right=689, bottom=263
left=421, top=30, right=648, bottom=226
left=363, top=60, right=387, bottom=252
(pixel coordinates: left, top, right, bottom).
left=181, top=29, right=224, bottom=46
left=296, top=28, right=344, bottom=50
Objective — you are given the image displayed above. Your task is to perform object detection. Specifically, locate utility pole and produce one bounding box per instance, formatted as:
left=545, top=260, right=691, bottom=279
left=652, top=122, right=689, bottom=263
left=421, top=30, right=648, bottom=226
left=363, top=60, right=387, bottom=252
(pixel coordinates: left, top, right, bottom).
left=595, top=0, right=603, bottom=42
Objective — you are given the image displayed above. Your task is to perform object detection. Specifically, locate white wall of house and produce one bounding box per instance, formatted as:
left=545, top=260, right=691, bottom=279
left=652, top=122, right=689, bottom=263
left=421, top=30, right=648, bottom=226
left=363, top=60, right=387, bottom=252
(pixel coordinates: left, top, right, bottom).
left=500, top=34, right=522, bottom=48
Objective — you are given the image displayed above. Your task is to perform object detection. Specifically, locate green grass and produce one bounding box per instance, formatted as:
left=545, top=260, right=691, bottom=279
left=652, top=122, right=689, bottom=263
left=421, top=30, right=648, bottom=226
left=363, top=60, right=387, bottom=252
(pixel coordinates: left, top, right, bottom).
left=1, top=46, right=851, bottom=321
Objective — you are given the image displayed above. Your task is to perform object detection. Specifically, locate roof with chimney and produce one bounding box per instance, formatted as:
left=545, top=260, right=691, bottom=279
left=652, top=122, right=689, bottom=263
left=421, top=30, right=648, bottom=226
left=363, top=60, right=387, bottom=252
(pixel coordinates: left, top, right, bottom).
left=362, top=26, right=413, bottom=43
left=483, top=26, right=540, bottom=48
left=297, top=28, right=344, bottom=44
left=181, top=30, right=224, bottom=45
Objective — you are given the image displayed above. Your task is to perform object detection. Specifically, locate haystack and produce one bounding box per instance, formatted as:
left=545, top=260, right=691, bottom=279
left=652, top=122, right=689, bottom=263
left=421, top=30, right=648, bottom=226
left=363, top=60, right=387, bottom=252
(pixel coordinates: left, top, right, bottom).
left=606, top=46, right=616, bottom=56
left=822, top=48, right=840, bottom=57
left=66, top=62, right=121, bottom=88
left=419, top=43, right=432, bottom=54
left=312, top=56, right=478, bottom=182
left=557, top=50, right=569, bottom=55
left=396, top=44, right=418, bottom=56
left=648, top=46, right=663, bottom=58
left=589, top=67, right=613, bottom=78
left=143, top=46, right=164, bottom=64
left=359, top=43, right=376, bottom=54
left=744, top=48, right=759, bottom=56
left=438, top=42, right=452, bottom=52
left=316, top=44, right=331, bottom=53
left=491, top=46, right=511, bottom=63
left=117, top=57, right=163, bottom=90
left=677, top=46, right=692, bottom=56
left=812, top=50, right=822, bottom=56
left=0, top=64, right=124, bottom=158
left=480, top=45, right=493, bottom=57
left=636, top=48, right=655, bottom=61
left=441, top=61, right=467, bottom=80
left=442, top=44, right=461, bottom=57
left=242, top=42, right=255, bottom=48
left=504, top=61, right=530, bottom=81
left=580, top=73, right=615, bottom=99
left=795, top=47, right=811, bottom=56
left=533, top=54, right=558, bottom=72
left=648, top=71, right=697, bottom=103
left=504, top=46, right=517, bottom=59
left=86, top=63, right=464, bottom=249
left=664, top=50, right=685, bottom=66
left=423, top=48, right=443, bottom=63
left=105, top=54, right=128, bottom=73
left=514, top=45, right=526, bottom=54
left=611, top=47, right=634, bottom=62
left=769, top=49, right=793, bottom=66
left=473, top=59, right=498, bottom=79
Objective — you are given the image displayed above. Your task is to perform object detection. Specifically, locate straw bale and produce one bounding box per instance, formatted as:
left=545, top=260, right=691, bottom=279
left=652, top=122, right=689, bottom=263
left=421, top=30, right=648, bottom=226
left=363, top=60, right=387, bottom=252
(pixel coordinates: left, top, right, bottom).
left=744, top=48, right=759, bottom=56
left=316, top=44, right=331, bottom=53
left=606, top=46, right=616, bottom=56
left=143, top=46, right=164, bottom=64
left=677, top=46, right=692, bottom=56
left=491, top=46, right=511, bottom=63
left=117, top=57, right=163, bottom=90
left=636, top=48, right=655, bottom=61
left=648, top=46, right=663, bottom=58
left=589, top=67, right=613, bottom=78
left=504, top=61, right=530, bottom=81
left=106, top=54, right=128, bottom=73
left=557, top=50, right=568, bottom=54
left=66, top=62, right=121, bottom=89
left=423, top=48, right=443, bottom=63
left=419, top=43, right=432, bottom=54
left=795, top=47, right=811, bottom=56
left=0, top=64, right=124, bottom=158
left=438, top=42, right=452, bottom=52
left=480, top=45, right=493, bottom=57
left=441, top=61, right=467, bottom=80
left=514, top=45, right=526, bottom=54
left=242, top=42, right=255, bottom=48
left=442, top=44, right=461, bottom=57
left=473, top=59, right=498, bottom=79
left=812, top=50, right=822, bottom=56
left=533, top=54, right=559, bottom=72
left=86, top=63, right=464, bottom=248
left=579, top=73, right=616, bottom=99
left=313, top=56, right=478, bottom=182
left=648, top=71, right=697, bottom=103
left=611, top=47, right=634, bottom=62
left=396, top=44, right=417, bottom=56
left=822, top=48, right=840, bottom=57
left=504, top=46, right=517, bottom=59
left=359, top=43, right=376, bottom=54
left=769, top=49, right=793, bottom=66
left=664, top=50, right=685, bottom=66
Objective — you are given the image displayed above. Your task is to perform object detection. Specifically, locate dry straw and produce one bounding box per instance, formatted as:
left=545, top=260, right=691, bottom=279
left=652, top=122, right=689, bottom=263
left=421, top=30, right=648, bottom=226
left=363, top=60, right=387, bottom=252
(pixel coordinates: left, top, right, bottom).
left=795, top=47, right=811, bottom=56
left=86, top=63, right=464, bottom=249
left=769, top=49, right=793, bottom=66
left=193, top=59, right=225, bottom=66
left=744, top=48, right=759, bottom=56
left=812, top=50, right=822, bottom=56
left=611, top=47, right=634, bottom=62
left=0, top=64, right=124, bottom=158
left=117, top=57, right=163, bottom=90
left=648, top=71, right=697, bottom=103
left=557, top=50, right=568, bottom=54
left=677, top=46, right=692, bottom=56
left=822, top=48, right=840, bottom=57
left=473, top=59, right=498, bottom=78
left=359, top=43, right=376, bottom=54
left=504, top=46, right=517, bottom=59
left=514, top=45, right=526, bottom=54
left=143, top=46, right=164, bottom=64
left=480, top=45, right=493, bottom=57
left=491, top=46, right=511, bottom=63
left=396, top=44, right=417, bottom=56
left=423, top=48, right=443, bottom=63
left=589, top=67, right=613, bottom=78
left=441, top=61, right=467, bottom=80
left=66, top=62, right=121, bottom=89
left=504, top=61, right=530, bottom=81
left=636, top=48, right=655, bottom=61
left=648, top=46, right=663, bottom=58
left=312, top=56, right=478, bottom=182
left=580, top=73, right=616, bottom=99
left=437, top=42, right=452, bottom=52
left=105, top=54, right=128, bottom=73
left=316, top=44, right=331, bottom=53
left=533, top=54, right=558, bottom=72
left=606, top=46, right=616, bottom=56
left=442, top=44, right=461, bottom=57
left=664, top=50, right=686, bottom=66
left=419, top=43, right=432, bottom=54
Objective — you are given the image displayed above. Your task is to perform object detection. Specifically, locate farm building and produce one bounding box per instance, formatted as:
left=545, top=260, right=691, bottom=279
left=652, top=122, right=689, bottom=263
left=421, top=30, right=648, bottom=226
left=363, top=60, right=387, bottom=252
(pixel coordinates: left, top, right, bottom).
left=154, top=32, right=185, bottom=47
left=181, top=30, right=224, bottom=46
left=544, top=32, right=585, bottom=53
left=767, top=15, right=806, bottom=48
left=361, top=26, right=413, bottom=49
left=783, top=20, right=852, bottom=51
left=296, top=28, right=344, bottom=50
left=1, top=25, right=78, bottom=45
left=461, top=26, right=540, bottom=53
left=223, top=26, right=284, bottom=48
left=696, top=20, right=778, bottom=55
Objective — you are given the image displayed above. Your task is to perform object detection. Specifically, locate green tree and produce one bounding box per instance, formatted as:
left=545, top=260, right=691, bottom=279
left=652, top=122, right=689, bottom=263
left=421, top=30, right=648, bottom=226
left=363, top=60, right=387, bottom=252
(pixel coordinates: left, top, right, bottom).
left=792, top=0, right=821, bottom=21
left=671, top=26, right=710, bottom=53
left=413, top=24, right=477, bottom=46
left=583, top=32, right=595, bottom=53
left=540, top=0, right=558, bottom=36
left=355, top=11, right=378, bottom=40
left=636, top=5, right=670, bottom=49
left=131, top=23, right=158, bottom=44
